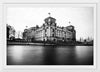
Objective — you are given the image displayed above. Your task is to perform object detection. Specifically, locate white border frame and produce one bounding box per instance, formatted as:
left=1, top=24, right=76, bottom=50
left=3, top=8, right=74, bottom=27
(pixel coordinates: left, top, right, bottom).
left=4, top=2, right=97, bottom=70
left=0, top=0, right=99, bottom=72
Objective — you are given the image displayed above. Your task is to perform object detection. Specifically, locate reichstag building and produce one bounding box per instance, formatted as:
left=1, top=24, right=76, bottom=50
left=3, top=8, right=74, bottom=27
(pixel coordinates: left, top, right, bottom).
left=23, top=13, right=76, bottom=42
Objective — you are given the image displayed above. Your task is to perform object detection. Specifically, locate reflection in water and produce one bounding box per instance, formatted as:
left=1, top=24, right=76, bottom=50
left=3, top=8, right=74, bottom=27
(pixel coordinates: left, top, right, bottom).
left=43, top=46, right=57, bottom=65
left=75, top=46, right=93, bottom=65
left=56, top=46, right=77, bottom=65
left=9, top=46, right=24, bottom=63
left=7, top=45, right=44, bottom=65
left=7, top=45, right=93, bottom=65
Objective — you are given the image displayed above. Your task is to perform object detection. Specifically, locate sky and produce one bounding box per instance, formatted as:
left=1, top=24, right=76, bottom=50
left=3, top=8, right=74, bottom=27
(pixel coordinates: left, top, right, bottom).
left=7, top=7, right=94, bottom=40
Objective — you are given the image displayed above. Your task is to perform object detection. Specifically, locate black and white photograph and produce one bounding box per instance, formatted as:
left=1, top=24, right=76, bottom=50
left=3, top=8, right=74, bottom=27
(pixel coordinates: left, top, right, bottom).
left=6, top=4, right=94, bottom=65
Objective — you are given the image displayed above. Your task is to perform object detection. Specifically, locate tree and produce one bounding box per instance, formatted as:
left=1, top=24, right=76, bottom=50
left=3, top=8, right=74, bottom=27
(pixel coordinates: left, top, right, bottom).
left=7, top=26, right=10, bottom=39
left=36, top=25, right=39, bottom=29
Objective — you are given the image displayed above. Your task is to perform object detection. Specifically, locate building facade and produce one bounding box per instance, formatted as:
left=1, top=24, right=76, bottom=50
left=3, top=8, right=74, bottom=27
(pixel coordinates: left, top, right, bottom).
left=23, top=15, right=76, bottom=42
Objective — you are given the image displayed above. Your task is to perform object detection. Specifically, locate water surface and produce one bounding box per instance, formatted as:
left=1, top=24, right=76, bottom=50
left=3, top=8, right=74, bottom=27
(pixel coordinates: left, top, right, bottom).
left=7, top=45, right=93, bottom=65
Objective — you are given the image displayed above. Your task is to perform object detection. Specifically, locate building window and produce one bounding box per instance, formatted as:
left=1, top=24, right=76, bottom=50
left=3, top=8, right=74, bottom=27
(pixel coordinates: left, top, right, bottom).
left=45, top=29, right=46, bottom=32
left=52, top=29, right=55, bottom=32
left=52, top=34, right=54, bottom=37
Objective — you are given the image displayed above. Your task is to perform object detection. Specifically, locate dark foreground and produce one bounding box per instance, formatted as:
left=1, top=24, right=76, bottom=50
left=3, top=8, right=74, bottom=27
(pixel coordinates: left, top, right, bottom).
left=7, top=45, right=93, bottom=65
